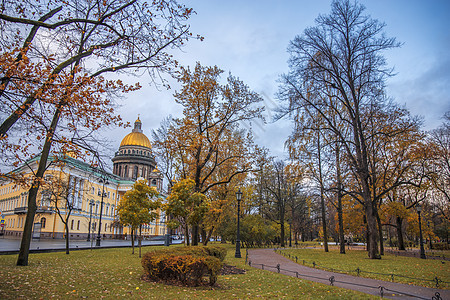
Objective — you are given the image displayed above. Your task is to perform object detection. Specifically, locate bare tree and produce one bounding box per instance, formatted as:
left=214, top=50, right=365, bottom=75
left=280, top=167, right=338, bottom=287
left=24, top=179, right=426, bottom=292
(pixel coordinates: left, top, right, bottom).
left=260, top=160, right=304, bottom=248
left=279, top=0, right=401, bottom=259
left=427, top=112, right=450, bottom=220
left=43, top=174, right=88, bottom=254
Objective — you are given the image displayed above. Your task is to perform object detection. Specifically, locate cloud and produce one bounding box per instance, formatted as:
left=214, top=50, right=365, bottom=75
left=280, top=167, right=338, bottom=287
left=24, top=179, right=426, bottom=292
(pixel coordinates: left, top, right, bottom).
left=388, top=54, right=450, bottom=130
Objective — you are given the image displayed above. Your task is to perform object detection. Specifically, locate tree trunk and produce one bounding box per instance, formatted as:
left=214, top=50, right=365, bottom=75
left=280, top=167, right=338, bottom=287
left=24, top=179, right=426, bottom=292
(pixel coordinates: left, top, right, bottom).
left=317, top=132, right=328, bottom=252
left=201, top=227, right=208, bottom=246
left=365, top=203, right=380, bottom=259
left=376, top=211, right=384, bottom=255
left=279, top=199, right=286, bottom=247
left=363, top=215, right=369, bottom=251
left=184, top=224, right=190, bottom=246
left=396, top=216, right=405, bottom=250
left=139, top=225, right=142, bottom=258
left=131, top=228, right=135, bottom=254
left=17, top=102, right=63, bottom=266
left=17, top=185, right=39, bottom=266
left=192, top=224, right=199, bottom=246
left=65, top=223, right=70, bottom=255
left=289, top=209, right=294, bottom=247
left=280, top=219, right=285, bottom=248
left=336, top=142, right=345, bottom=254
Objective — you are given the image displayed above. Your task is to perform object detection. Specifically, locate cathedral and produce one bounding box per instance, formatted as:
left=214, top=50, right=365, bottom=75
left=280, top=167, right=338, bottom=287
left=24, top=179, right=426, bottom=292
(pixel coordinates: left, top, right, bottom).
left=0, top=118, right=166, bottom=240
left=112, top=117, right=162, bottom=191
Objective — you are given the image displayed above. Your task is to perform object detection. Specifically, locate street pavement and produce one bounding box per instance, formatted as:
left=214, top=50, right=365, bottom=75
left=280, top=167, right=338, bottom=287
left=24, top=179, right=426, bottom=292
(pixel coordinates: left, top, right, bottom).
left=248, top=248, right=449, bottom=300
left=0, top=236, right=182, bottom=254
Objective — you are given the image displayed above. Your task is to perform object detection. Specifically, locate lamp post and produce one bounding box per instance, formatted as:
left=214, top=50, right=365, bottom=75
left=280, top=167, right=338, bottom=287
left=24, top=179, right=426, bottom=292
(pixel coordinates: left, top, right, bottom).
left=87, top=200, right=94, bottom=241
left=416, top=204, right=426, bottom=259
left=96, top=178, right=109, bottom=247
left=235, top=188, right=243, bottom=258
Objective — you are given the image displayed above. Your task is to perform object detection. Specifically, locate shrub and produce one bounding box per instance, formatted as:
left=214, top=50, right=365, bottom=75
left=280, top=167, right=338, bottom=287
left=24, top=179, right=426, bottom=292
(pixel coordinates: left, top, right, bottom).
left=141, top=246, right=226, bottom=286
left=433, top=242, right=450, bottom=250
left=203, top=245, right=227, bottom=261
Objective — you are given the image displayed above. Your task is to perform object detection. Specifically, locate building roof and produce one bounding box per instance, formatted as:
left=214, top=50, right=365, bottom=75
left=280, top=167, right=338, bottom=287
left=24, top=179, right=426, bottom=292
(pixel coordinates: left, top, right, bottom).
left=119, top=132, right=151, bottom=148
left=119, top=117, right=151, bottom=148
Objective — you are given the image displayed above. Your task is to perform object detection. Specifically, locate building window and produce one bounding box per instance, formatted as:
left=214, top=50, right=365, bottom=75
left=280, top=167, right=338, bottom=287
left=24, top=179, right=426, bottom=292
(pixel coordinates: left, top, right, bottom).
left=124, top=165, right=128, bottom=177
left=77, top=220, right=80, bottom=230
left=133, top=166, right=138, bottom=179
left=105, top=223, right=107, bottom=231
left=92, top=187, right=95, bottom=194
left=71, top=220, right=74, bottom=230
left=41, top=217, right=46, bottom=229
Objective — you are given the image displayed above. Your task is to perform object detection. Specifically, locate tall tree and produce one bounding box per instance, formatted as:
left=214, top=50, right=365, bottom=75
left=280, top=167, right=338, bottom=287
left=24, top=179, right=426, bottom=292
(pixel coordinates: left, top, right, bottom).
left=155, top=62, right=264, bottom=245
left=426, top=112, right=450, bottom=220
left=260, top=160, right=304, bottom=248
left=285, top=107, right=333, bottom=252
left=279, top=0, right=402, bottom=258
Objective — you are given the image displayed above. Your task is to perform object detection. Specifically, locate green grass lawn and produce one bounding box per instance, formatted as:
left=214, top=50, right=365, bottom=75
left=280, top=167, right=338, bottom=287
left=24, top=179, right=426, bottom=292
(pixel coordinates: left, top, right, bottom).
left=0, top=244, right=373, bottom=299
left=280, top=246, right=450, bottom=289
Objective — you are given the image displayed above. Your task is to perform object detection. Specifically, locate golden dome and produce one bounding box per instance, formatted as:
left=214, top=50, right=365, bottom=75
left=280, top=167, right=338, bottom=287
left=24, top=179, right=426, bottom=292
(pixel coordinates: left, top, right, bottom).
left=119, top=117, right=151, bottom=148
left=120, top=132, right=151, bottom=148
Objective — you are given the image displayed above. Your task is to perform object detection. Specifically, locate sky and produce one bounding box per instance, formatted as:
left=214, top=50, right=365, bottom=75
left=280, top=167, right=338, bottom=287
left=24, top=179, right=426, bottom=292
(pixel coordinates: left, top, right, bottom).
left=108, top=0, right=450, bottom=160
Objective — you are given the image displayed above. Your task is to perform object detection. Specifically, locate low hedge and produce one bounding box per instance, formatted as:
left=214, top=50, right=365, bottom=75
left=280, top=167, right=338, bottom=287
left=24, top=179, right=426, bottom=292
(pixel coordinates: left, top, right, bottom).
left=433, top=242, right=450, bottom=250
left=141, top=245, right=226, bottom=286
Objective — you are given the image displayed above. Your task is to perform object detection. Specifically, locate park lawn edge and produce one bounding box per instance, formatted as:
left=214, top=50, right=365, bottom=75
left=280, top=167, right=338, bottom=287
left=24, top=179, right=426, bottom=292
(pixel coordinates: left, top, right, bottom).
left=279, top=247, right=450, bottom=290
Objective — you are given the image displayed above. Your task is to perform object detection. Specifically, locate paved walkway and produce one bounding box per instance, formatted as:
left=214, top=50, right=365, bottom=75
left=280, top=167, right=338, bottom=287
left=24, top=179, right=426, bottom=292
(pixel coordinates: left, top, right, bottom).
left=0, top=236, right=182, bottom=254
left=248, top=249, right=449, bottom=300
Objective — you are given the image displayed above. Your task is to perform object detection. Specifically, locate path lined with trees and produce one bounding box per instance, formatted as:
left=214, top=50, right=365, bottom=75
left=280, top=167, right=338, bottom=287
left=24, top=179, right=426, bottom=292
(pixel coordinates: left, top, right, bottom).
left=248, top=248, right=449, bottom=299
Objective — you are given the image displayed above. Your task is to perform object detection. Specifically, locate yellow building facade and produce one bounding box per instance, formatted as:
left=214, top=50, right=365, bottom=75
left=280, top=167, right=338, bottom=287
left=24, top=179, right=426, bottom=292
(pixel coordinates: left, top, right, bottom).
left=0, top=118, right=166, bottom=240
